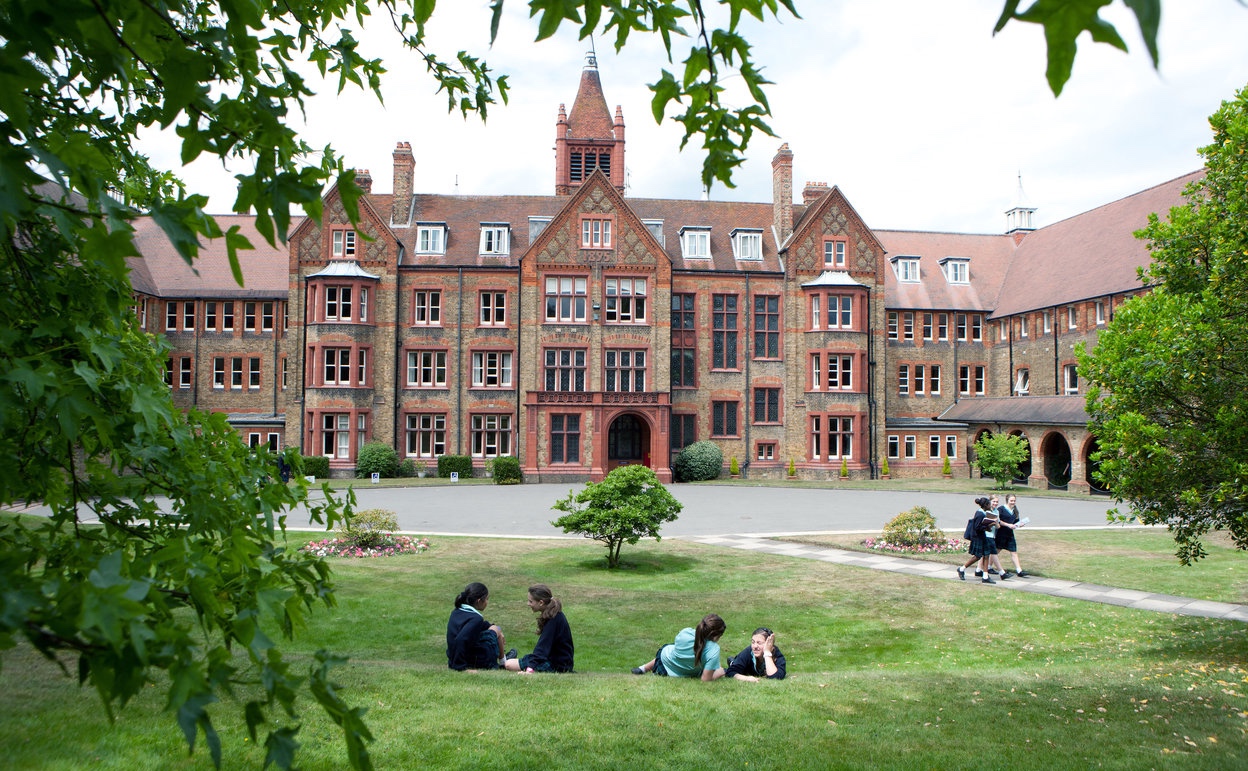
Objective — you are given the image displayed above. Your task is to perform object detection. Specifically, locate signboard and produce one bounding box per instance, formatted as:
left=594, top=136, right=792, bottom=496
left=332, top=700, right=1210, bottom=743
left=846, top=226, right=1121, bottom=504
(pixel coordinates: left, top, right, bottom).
left=450, top=471, right=459, bottom=483
left=371, top=472, right=380, bottom=484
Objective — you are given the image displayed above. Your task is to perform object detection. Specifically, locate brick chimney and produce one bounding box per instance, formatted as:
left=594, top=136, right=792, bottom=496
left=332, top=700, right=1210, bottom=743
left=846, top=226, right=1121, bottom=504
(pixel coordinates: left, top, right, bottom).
left=803, top=181, right=829, bottom=205
left=355, top=169, right=372, bottom=194
left=771, top=143, right=794, bottom=246
left=392, top=141, right=414, bottom=226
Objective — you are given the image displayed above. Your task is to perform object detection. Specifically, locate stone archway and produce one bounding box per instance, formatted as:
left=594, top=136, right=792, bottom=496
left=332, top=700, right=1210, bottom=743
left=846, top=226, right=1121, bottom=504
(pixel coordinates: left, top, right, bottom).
left=1008, top=430, right=1032, bottom=483
left=1083, top=436, right=1111, bottom=495
left=971, top=428, right=993, bottom=479
left=606, top=413, right=651, bottom=472
left=1040, top=431, right=1072, bottom=489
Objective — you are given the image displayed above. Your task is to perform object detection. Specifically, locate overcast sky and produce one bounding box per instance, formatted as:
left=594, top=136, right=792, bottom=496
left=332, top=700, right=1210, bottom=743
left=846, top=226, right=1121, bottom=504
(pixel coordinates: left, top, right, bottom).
left=173, top=1, right=1248, bottom=234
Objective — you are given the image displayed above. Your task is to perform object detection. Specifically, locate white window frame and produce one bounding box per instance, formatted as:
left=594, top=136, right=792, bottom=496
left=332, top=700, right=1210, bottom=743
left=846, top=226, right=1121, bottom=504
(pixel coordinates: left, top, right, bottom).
left=732, top=229, right=763, bottom=260
left=1095, top=300, right=1106, bottom=325
left=407, top=350, right=447, bottom=388
left=1015, top=368, right=1030, bottom=396
left=605, top=277, right=647, bottom=323
left=581, top=217, right=613, bottom=249
left=480, top=291, right=507, bottom=326
left=1068, top=305, right=1078, bottom=329
left=893, top=257, right=920, bottom=282
left=545, top=276, right=588, bottom=323
left=332, top=229, right=356, bottom=258
left=946, top=435, right=958, bottom=459
left=929, top=435, right=942, bottom=459
left=472, top=351, right=513, bottom=388
left=416, top=224, right=446, bottom=254
left=406, top=413, right=446, bottom=458
left=887, top=435, right=899, bottom=458
left=1064, top=363, right=1079, bottom=395
left=413, top=290, right=442, bottom=326
left=470, top=414, right=512, bottom=458
left=824, top=239, right=847, bottom=267
left=248, top=357, right=261, bottom=389
left=479, top=225, right=510, bottom=255
left=904, top=435, right=916, bottom=459
left=1043, top=309, right=1052, bottom=334
left=680, top=227, right=711, bottom=259
left=941, top=258, right=969, bottom=284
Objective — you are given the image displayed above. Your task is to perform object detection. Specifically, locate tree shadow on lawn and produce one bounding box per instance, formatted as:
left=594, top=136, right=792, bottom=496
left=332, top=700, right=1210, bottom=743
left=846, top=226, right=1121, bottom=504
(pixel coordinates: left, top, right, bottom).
left=569, top=551, right=699, bottom=575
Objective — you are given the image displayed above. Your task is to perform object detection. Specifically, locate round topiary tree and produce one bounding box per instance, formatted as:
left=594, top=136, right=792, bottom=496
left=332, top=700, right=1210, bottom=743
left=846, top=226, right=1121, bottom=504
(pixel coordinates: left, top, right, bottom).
left=673, top=440, right=723, bottom=482
left=355, top=441, right=399, bottom=478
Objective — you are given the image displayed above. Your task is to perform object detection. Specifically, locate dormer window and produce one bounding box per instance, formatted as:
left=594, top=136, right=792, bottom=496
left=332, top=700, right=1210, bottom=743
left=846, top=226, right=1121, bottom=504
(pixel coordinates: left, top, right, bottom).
left=417, top=223, right=447, bottom=254
left=939, top=256, right=969, bottom=284
left=823, top=238, right=847, bottom=267
left=479, top=224, right=510, bottom=255
left=332, top=229, right=356, bottom=258
left=680, top=227, right=711, bottom=259
left=529, top=216, right=551, bottom=244
left=643, top=219, right=664, bottom=245
left=732, top=229, right=763, bottom=260
left=891, top=256, right=920, bottom=282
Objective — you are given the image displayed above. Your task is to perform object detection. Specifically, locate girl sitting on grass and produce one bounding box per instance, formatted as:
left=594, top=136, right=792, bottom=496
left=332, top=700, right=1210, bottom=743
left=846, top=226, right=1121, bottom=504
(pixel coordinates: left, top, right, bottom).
left=446, top=582, right=507, bottom=670
left=504, top=584, right=574, bottom=673
left=631, top=613, right=726, bottom=681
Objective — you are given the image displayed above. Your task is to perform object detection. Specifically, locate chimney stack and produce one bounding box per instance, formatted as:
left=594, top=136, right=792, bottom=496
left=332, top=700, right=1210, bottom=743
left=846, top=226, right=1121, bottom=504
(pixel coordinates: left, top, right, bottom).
left=392, top=142, right=414, bottom=226
left=802, top=181, right=829, bottom=206
left=771, top=143, right=794, bottom=246
left=355, top=169, right=372, bottom=194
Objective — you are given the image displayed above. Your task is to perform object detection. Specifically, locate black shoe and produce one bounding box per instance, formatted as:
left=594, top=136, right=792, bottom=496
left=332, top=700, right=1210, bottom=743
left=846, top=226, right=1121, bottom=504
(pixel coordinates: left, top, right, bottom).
left=982, top=577, right=996, bottom=584
left=1000, top=571, right=1011, bottom=580
left=1016, top=570, right=1030, bottom=578
left=988, top=568, right=1000, bottom=575
left=957, top=567, right=966, bottom=580
left=974, top=570, right=984, bottom=577
left=505, top=648, right=517, bottom=661
left=631, top=666, right=646, bottom=675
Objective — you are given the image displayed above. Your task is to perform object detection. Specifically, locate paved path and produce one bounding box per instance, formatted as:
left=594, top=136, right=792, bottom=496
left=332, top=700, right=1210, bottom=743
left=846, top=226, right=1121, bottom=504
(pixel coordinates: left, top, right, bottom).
left=684, top=534, right=1248, bottom=622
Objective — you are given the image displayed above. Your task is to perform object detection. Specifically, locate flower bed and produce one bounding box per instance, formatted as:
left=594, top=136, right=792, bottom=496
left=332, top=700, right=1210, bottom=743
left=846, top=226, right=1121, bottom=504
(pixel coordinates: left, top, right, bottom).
left=301, top=535, right=430, bottom=558
left=862, top=537, right=964, bottom=555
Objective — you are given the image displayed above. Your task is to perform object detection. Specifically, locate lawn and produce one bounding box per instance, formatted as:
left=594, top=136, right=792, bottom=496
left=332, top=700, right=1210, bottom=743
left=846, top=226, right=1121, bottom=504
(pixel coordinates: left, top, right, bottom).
left=1, top=533, right=1245, bottom=769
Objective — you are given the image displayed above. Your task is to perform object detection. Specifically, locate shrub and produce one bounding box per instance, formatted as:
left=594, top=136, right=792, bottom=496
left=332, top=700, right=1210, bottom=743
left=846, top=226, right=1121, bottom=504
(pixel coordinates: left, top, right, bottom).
left=492, top=455, right=522, bottom=485
left=840, top=457, right=849, bottom=477
left=299, top=454, right=330, bottom=480
left=942, top=455, right=953, bottom=476
left=729, top=456, right=740, bottom=475
left=788, top=458, right=796, bottom=477
left=356, top=441, right=400, bottom=478
left=881, top=457, right=890, bottom=476
left=438, top=455, right=473, bottom=479
left=880, top=506, right=949, bottom=549
left=673, top=440, right=722, bottom=482
left=339, top=508, right=400, bottom=549
left=398, top=458, right=416, bottom=478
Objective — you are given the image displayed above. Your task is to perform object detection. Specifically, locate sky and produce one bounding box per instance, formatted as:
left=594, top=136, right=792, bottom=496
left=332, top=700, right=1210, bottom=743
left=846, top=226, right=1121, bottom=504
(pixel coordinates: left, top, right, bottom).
left=171, top=1, right=1248, bottom=235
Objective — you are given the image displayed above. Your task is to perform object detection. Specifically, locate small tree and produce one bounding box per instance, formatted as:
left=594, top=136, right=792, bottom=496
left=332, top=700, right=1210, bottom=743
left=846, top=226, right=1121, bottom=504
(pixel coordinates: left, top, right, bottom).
left=880, top=457, right=890, bottom=476
left=729, top=456, right=740, bottom=475
left=551, top=465, right=682, bottom=568
left=840, top=457, right=849, bottom=478
left=973, top=433, right=1029, bottom=489
left=942, top=455, right=952, bottom=476
left=881, top=506, right=947, bottom=549
left=788, top=458, right=796, bottom=477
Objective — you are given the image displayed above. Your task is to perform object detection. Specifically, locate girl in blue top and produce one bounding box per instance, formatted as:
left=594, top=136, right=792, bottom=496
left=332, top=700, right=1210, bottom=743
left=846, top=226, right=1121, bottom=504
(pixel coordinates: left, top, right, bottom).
left=631, top=614, right=726, bottom=681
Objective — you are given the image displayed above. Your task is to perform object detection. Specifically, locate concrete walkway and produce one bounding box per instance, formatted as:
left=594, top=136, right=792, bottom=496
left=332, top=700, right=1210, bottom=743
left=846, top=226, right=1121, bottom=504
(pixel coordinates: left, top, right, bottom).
left=682, top=534, right=1248, bottom=622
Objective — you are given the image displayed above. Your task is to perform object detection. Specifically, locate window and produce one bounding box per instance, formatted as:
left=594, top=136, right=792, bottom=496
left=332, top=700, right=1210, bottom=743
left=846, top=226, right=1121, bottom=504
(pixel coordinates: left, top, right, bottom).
left=904, top=435, right=916, bottom=459
left=249, top=357, right=261, bottom=389
left=894, top=257, right=920, bottom=282
left=887, top=311, right=898, bottom=340
left=322, top=414, right=351, bottom=458
left=810, top=295, right=820, bottom=329
left=823, top=238, right=847, bottom=267
left=581, top=216, right=613, bottom=249
left=828, top=354, right=853, bottom=391
left=810, top=353, right=821, bottom=390
left=672, top=414, right=697, bottom=451
left=1068, top=305, right=1078, bottom=329
left=262, top=302, right=275, bottom=331
left=712, top=294, right=738, bottom=370
left=680, top=227, right=711, bottom=259
left=413, top=290, right=441, bottom=325
left=712, top=401, right=738, bottom=437
left=974, top=365, right=985, bottom=395
left=166, top=302, right=177, bottom=331
left=324, top=287, right=352, bottom=321
left=733, top=229, right=763, bottom=260
left=753, top=388, right=780, bottom=423
left=946, top=435, right=958, bottom=459
left=811, top=415, right=854, bottom=460
left=898, top=364, right=910, bottom=396
left=544, top=348, right=586, bottom=392
left=550, top=415, right=580, bottom=464
left=605, top=277, right=647, bottom=323
left=753, top=295, right=780, bottom=358
left=888, top=435, right=899, bottom=458
left=471, top=351, right=512, bottom=387
left=205, top=302, right=217, bottom=330
left=281, top=357, right=287, bottom=390
left=929, top=435, right=942, bottom=459
left=825, top=294, right=853, bottom=330
left=671, top=293, right=696, bottom=387
left=231, top=357, right=243, bottom=389
left=178, top=356, right=192, bottom=389
left=470, top=414, right=512, bottom=457
left=1014, top=368, right=1030, bottom=395
left=999, top=320, right=1008, bottom=341
left=941, top=258, right=969, bottom=283
left=358, top=291, right=367, bottom=323
left=222, top=302, right=234, bottom=332
left=213, top=357, right=225, bottom=388
left=244, top=302, right=257, bottom=331
left=529, top=216, right=551, bottom=244
left=1043, top=310, right=1052, bottom=334
left=417, top=224, right=446, bottom=254
left=971, top=314, right=982, bottom=341
left=922, top=313, right=933, bottom=340
left=929, top=364, right=941, bottom=395
left=643, top=219, right=664, bottom=243
left=479, top=225, right=509, bottom=255
left=357, top=413, right=367, bottom=455
left=959, top=365, right=985, bottom=396
left=569, top=149, right=611, bottom=181
left=323, top=348, right=352, bottom=385
left=357, top=349, right=368, bottom=386
left=405, top=413, right=446, bottom=458
left=480, top=291, right=507, bottom=326
left=1064, top=363, right=1079, bottom=394
left=1095, top=300, right=1106, bottom=325
left=938, top=313, right=949, bottom=341
left=331, top=229, right=356, bottom=257
left=956, top=313, right=968, bottom=341
left=183, top=302, right=195, bottom=331
left=545, top=276, right=588, bottom=323
left=1020, top=315, right=1029, bottom=338
left=605, top=349, right=646, bottom=392
left=903, top=312, right=914, bottom=340
left=407, top=350, right=447, bottom=388
left=914, top=364, right=926, bottom=395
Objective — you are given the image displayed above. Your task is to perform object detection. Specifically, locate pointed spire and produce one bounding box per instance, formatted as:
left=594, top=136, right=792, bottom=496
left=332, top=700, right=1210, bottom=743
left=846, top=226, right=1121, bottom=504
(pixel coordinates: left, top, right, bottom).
left=555, top=53, right=625, bottom=195
left=1006, top=170, right=1036, bottom=238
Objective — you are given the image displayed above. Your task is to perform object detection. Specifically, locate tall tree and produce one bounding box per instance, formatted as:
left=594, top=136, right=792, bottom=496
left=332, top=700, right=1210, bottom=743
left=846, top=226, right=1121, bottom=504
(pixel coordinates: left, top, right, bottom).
left=0, top=0, right=1187, bottom=768
left=1080, top=83, right=1248, bottom=565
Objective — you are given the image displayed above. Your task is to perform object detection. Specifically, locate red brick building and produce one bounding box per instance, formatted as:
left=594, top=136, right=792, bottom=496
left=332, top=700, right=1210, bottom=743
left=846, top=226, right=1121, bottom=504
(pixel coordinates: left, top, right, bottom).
left=130, top=59, right=1197, bottom=491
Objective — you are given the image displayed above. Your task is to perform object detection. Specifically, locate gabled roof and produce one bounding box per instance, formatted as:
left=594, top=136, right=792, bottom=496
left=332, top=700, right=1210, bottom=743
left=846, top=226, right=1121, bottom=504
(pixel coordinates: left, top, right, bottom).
left=627, top=198, right=782, bottom=273
left=936, top=396, right=1091, bottom=426
left=130, top=215, right=294, bottom=298
left=993, top=171, right=1201, bottom=317
left=875, top=230, right=1017, bottom=312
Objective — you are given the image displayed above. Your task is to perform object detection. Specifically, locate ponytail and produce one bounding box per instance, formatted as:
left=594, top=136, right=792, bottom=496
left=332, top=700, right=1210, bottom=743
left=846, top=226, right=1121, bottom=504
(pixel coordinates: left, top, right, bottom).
left=455, top=582, right=488, bottom=608
left=528, top=584, right=562, bottom=633
left=693, top=613, right=726, bottom=664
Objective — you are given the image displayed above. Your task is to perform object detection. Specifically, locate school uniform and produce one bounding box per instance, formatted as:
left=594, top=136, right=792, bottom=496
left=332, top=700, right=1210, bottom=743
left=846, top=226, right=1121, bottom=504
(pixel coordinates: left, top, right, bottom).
left=519, top=611, right=575, bottom=673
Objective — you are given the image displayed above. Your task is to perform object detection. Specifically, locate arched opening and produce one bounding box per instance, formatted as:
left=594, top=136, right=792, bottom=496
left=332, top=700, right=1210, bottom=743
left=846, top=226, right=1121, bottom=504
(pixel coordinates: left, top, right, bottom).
left=1008, top=430, right=1031, bottom=483
left=607, top=413, right=651, bottom=472
left=1083, top=437, right=1111, bottom=495
left=971, top=428, right=993, bottom=479
left=1040, top=432, right=1072, bottom=489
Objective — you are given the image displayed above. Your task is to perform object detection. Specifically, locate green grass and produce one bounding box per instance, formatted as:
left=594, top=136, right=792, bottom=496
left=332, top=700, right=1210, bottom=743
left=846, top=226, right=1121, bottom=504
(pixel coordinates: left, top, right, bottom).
left=1, top=535, right=1246, bottom=769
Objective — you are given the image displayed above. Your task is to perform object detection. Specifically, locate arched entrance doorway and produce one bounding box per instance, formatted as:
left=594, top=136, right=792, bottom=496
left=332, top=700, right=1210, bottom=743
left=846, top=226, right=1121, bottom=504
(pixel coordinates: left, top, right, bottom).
left=1083, top=437, right=1111, bottom=495
left=1040, top=432, right=1072, bottom=489
left=607, top=413, right=651, bottom=472
left=1009, top=430, right=1032, bottom=483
